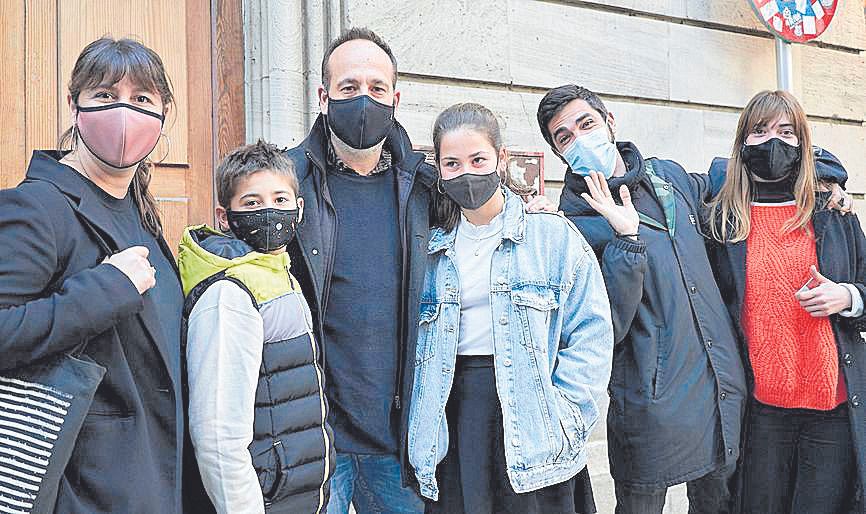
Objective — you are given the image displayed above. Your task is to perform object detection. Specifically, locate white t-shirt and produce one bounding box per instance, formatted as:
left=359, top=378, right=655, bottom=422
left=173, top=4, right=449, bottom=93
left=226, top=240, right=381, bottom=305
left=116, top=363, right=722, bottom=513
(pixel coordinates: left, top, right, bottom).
left=453, top=207, right=505, bottom=355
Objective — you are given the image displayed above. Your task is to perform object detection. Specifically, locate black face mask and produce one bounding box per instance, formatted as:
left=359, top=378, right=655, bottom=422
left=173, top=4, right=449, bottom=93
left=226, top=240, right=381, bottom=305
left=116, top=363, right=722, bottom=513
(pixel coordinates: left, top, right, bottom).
left=440, top=169, right=501, bottom=210
left=226, top=208, right=298, bottom=253
left=741, top=138, right=802, bottom=202
left=326, top=95, right=395, bottom=150
left=742, top=137, right=802, bottom=181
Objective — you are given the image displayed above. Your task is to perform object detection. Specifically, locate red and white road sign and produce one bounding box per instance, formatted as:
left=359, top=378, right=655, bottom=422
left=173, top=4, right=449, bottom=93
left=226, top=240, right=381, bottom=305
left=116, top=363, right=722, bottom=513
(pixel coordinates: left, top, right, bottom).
left=748, top=0, right=838, bottom=43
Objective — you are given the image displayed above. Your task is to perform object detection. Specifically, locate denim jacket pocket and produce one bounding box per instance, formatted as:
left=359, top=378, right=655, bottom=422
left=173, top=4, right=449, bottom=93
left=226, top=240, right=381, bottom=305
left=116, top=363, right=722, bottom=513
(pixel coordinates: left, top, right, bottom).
left=554, top=388, right=587, bottom=459
left=416, top=302, right=442, bottom=366
left=511, top=284, right=559, bottom=349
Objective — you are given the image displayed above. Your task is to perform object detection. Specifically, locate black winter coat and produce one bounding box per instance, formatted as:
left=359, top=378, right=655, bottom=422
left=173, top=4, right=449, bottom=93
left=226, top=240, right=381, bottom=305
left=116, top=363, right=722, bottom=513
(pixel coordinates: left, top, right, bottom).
left=559, top=142, right=747, bottom=490
left=284, top=115, right=435, bottom=480
left=0, top=151, right=183, bottom=513
left=707, top=190, right=866, bottom=513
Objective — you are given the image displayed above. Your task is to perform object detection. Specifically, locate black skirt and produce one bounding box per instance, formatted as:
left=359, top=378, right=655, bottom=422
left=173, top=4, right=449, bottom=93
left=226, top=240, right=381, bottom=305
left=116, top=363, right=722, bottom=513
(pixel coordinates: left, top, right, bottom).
left=425, top=355, right=596, bottom=514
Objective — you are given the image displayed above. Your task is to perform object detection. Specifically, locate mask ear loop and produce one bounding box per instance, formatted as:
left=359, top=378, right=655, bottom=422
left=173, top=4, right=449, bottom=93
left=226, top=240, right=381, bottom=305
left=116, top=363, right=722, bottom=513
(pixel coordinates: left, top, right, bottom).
left=436, top=176, right=445, bottom=195
left=497, top=157, right=507, bottom=186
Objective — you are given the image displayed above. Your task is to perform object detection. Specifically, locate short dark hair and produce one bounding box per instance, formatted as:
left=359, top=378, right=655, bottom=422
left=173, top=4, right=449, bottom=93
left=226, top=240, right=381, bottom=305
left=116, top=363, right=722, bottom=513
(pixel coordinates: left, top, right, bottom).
left=216, top=140, right=298, bottom=208
left=321, top=27, right=398, bottom=89
left=536, top=84, right=610, bottom=150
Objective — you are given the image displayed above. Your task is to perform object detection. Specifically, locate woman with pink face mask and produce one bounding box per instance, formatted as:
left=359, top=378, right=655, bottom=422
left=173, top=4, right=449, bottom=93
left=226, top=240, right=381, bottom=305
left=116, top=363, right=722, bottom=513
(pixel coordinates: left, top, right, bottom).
left=0, top=38, right=186, bottom=513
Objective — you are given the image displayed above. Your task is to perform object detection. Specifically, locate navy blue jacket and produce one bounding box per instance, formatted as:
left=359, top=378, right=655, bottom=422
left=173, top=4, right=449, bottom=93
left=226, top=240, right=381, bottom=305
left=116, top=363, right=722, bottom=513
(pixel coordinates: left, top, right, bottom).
left=284, top=115, right=435, bottom=478
left=560, top=142, right=746, bottom=489
left=0, top=151, right=183, bottom=513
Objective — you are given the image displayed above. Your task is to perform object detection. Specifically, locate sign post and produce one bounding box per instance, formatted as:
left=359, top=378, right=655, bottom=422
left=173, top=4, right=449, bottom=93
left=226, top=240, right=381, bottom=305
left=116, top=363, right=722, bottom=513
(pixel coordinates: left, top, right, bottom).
left=747, top=0, right=839, bottom=91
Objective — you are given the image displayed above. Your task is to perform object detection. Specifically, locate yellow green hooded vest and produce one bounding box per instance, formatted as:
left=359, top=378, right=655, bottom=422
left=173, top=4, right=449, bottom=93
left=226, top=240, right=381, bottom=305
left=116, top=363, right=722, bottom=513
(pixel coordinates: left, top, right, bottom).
left=178, top=225, right=333, bottom=513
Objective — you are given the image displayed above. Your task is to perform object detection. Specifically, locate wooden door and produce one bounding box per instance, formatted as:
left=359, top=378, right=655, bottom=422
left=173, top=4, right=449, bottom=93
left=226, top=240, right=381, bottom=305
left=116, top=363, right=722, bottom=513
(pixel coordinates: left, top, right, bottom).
left=0, top=0, right=244, bottom=251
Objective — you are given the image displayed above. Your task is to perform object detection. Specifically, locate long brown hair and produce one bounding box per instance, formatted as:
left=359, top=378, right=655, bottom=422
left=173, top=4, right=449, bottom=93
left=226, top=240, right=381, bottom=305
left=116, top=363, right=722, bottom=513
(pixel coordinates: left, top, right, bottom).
left=431, top=103, right=534, bottom=232
left=59, top=37, right=174, bottom=237
left=707, top=90, right=817, bottom=243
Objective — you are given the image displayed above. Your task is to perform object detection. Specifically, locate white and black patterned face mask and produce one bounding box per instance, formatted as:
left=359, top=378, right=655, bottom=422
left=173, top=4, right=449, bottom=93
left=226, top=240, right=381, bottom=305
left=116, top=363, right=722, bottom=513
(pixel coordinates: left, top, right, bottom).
left=226, top=207, right=298, bottom=252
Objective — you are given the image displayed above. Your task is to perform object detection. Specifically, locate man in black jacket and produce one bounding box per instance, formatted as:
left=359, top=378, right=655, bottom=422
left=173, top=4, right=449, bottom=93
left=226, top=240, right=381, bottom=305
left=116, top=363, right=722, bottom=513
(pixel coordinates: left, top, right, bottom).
left=284, top=27, right=434, bottom=514
left=536, top=84, right=849, bottom=514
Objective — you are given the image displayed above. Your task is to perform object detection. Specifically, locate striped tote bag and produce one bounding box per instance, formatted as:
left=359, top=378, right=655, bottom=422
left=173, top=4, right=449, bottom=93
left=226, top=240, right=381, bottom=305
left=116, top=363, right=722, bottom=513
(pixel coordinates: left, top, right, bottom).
left=0, top=351, right=106, bottom=514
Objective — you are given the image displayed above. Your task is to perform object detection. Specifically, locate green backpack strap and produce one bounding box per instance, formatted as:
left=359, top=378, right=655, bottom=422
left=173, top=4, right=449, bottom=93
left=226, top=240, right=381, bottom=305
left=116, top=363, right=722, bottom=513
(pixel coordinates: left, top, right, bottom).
left=641, top=160, right=677, bottom=237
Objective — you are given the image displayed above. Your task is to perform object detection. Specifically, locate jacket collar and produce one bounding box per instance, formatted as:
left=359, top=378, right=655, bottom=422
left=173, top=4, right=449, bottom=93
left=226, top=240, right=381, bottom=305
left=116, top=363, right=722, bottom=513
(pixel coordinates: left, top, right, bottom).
left=427, top=188, right=525, bottom=254
left=558, top=141, right=647, bottom=216
left=26, top=150, right=132, bottom=252
left=299, top=114, right=432, bottom=185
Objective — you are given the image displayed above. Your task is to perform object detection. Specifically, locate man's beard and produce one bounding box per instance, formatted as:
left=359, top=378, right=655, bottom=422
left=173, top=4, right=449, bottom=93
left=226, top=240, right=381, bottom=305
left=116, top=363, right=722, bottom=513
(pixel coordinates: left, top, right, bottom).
left=330, top=130, right=386, bottom=161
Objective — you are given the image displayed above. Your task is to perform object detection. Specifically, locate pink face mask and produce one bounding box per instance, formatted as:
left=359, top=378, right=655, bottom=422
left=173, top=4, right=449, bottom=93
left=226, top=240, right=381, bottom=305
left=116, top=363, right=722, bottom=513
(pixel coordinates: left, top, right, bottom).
left=76, top=103, right=164, bottom=169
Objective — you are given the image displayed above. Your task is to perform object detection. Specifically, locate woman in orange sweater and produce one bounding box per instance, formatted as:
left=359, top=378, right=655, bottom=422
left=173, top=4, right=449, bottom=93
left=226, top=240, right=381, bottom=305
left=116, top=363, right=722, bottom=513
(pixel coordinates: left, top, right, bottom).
left=707, top=90, right=866, bottom=514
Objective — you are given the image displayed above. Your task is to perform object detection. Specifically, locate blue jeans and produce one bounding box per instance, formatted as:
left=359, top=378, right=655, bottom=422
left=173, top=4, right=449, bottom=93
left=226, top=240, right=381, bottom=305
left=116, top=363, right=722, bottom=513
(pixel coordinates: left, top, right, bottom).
left=326, top=453, right=424, bottom=514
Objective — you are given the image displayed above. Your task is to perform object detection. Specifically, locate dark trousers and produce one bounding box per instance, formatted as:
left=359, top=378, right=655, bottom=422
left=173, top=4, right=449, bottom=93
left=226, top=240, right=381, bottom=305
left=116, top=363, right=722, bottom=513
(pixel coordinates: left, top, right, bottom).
left=426, top=355, right=595, bottom=514
left=740, top=400, right=856, bottom=514
left=614, top=463, right=734, bottom=514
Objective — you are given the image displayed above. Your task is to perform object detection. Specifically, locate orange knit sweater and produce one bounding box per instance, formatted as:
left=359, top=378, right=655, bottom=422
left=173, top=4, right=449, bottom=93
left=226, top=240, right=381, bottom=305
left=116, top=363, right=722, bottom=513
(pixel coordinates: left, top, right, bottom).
left=742, top=203, right=846, bottom=411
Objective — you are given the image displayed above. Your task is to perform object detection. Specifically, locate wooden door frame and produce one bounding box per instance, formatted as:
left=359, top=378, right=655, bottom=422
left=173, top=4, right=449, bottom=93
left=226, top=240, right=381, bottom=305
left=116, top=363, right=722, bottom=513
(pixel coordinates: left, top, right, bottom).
left=189, top=0, right=246, bottom=227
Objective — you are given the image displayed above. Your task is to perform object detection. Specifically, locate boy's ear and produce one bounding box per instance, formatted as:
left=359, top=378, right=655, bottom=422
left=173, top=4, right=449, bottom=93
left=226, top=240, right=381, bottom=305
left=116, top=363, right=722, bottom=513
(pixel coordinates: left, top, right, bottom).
left=296, top=197, right=304, bottom=224
left=215, top=206, right=229, bottom=232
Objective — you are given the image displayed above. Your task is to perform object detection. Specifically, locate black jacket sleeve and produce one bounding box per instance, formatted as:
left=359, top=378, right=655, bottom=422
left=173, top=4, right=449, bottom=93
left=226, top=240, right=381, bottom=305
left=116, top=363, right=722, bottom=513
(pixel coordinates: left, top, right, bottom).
left=841, top=214, right=866, bottom=332
left=0, top=187, right=143, bottom=372
left=601, top=235, right=648, bottom=344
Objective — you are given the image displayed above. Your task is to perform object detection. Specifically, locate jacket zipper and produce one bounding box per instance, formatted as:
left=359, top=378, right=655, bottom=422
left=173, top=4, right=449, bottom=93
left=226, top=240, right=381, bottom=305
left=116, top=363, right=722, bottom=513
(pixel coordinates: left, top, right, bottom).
left=394, top=157, right=424, bottom=412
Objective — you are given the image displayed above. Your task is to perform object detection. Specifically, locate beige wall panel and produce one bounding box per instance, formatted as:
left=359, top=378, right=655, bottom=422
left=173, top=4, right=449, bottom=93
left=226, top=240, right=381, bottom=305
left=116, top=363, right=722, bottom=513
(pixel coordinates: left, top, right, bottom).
left=345, top=0, right=511, bottom=84
left=346, top=0, right=866, bottom=121
left=507, top=1, right=672, bottom=100
left=798, top=46, right=866, bottom=121
left=579, top=0, right=866, bottom=50
left=58, top=0, right=189, bottom=165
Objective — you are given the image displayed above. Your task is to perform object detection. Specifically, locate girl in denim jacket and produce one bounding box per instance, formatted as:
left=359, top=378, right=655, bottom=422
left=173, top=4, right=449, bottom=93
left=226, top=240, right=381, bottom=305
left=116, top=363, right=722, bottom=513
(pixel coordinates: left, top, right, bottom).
left=407, top=103, right=613, bottom=514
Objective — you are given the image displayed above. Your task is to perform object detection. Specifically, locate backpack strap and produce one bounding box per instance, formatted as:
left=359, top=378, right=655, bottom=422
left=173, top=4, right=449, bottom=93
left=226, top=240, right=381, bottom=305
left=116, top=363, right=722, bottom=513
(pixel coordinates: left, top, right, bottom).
left=182, top=271, right=259, bottom=320
left=640, top=160, right=677, bottom=237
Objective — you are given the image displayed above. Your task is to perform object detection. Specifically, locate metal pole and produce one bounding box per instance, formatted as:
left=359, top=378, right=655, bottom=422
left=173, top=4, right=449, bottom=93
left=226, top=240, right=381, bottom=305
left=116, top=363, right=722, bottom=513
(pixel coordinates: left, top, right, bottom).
left=775, top=37, right=794, bottom=91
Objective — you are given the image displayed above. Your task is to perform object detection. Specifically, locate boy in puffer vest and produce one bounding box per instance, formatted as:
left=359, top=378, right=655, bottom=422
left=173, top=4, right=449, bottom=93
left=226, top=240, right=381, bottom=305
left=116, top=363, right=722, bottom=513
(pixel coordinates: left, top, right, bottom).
left=179, top=140, right=333, bottom=514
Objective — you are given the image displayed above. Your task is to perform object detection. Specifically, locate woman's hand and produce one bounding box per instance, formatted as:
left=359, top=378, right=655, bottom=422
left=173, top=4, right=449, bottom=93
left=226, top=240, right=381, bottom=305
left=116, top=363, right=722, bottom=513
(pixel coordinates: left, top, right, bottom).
left=580, top=171, right=639, bottom=238
left=104, top=246, right=156, bottom=295
left=795, top=265, right=852, bottom=317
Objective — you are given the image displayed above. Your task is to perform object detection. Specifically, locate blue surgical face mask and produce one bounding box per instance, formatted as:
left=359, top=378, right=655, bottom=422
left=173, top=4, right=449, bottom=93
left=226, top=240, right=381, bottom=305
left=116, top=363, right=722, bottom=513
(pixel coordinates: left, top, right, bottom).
left=561, top=127, right=618, bottom=178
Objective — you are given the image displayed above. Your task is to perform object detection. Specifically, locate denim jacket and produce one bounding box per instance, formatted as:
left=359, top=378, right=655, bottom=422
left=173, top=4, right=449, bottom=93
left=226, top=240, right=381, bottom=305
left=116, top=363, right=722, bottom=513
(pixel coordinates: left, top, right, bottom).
left=407, top=188, right=614, bottom=500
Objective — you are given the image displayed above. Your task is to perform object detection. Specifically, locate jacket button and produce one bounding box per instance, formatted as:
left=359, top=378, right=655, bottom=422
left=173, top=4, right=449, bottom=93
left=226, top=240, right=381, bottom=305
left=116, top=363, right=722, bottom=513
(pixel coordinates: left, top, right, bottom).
left=844, top=353, right=854, bottom=367
left=511, top=438, right=520, bottom=447
left=851, top=394, right=861, bottom=408
left=311, top=248, right=319, bottom=255
left=497, top=276, right=506, bottom=285
left=727, top=447, right=734, bottom=456
left=500, top=316, right=508, bottom=325
left=690, top=286, right=697, bottom=294
left=503, top=358, right=512, bottom=367
left=446, top=325, right=455, bottom=333
left=720, top=392, right=727, bottom=400
left=705, top=339, right=713, bottom=349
